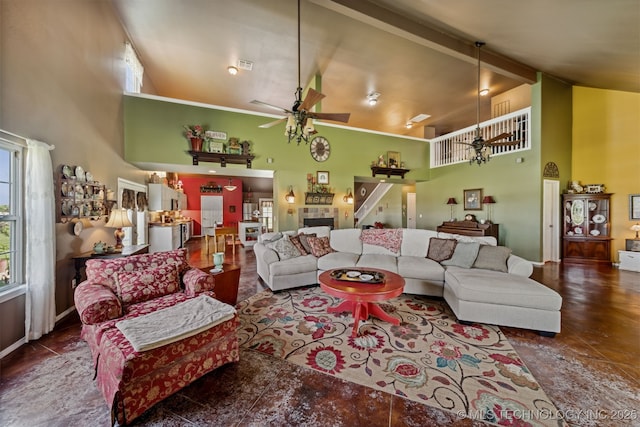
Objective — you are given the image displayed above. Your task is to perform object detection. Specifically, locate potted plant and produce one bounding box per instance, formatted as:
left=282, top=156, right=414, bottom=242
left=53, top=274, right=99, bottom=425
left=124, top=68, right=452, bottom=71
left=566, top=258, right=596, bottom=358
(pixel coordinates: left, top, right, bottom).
left=184, top=125, right=205, bottom=151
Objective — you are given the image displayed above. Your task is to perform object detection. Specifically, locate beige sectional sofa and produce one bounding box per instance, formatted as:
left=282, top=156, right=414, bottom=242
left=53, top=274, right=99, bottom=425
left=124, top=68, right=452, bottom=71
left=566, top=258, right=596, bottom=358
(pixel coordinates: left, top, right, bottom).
left=253, top=226, right=562, bottom=335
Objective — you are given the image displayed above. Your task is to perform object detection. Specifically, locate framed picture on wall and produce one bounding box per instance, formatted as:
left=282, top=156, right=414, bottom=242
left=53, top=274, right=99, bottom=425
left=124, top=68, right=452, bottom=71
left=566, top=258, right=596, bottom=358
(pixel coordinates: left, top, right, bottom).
left=387, top=151, right=401, bottom=168
left=317, top=171, right=330, bottom=185
left=630, top=194, right=640, bottom=220
left=463, top=188, right=483, bottom=210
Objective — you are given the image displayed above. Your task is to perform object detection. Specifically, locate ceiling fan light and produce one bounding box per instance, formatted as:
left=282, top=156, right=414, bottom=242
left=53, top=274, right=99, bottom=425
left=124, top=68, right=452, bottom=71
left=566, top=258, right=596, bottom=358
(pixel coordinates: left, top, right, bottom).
left=303, top=118, right=315, bottom=135
left=285, top=115, right=296, bottom=132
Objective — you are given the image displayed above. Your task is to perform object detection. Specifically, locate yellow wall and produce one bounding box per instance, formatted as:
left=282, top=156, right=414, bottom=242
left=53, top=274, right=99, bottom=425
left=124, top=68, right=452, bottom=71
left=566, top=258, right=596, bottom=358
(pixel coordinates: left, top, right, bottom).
left=572, top=87, right=640, bottom=258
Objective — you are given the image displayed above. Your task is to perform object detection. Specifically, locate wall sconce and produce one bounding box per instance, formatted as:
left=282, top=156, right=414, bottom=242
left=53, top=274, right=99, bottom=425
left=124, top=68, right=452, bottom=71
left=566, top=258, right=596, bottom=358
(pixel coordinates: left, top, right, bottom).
left=343, top=188, right=354, bottom=204
left=285, top=186, right=295, bottom=214
left=446, top=197, right=457, bottom=221
left=482, top=195, right=495, bottom=222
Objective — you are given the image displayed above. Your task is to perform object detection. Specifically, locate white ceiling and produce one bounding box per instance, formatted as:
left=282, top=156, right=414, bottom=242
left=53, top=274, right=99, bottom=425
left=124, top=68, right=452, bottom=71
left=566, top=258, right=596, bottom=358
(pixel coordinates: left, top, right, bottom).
left=113, top=0, right=640, bottom=139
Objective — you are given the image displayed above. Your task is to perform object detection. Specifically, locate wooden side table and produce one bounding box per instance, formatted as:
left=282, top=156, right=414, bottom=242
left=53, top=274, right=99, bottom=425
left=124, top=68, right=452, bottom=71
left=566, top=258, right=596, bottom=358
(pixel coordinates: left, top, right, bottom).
left=72, top=244, right=149, bottom=284
left=198, top=263, right=241, bottom=305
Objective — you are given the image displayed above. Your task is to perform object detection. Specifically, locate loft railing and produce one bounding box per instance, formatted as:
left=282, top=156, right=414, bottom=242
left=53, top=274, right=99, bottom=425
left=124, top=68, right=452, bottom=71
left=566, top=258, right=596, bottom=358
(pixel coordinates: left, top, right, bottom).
left=430, top=107, right=531, bottom=168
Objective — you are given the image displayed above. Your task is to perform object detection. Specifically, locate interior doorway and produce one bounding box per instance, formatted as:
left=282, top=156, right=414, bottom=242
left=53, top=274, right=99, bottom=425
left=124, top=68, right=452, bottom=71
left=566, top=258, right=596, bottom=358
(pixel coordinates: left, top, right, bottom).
left=542, top=179, right=560, bottom=262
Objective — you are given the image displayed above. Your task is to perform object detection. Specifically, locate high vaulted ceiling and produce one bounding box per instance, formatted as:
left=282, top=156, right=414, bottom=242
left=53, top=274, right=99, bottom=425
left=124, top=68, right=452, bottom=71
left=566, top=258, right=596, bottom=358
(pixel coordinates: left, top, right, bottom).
left=113, top=0, right=640, bottom=138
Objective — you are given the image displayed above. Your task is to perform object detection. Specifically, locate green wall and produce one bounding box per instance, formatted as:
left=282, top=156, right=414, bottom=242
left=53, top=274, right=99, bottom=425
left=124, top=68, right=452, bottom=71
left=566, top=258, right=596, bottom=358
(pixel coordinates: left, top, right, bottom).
left=124, top=95, right=429, bottom=231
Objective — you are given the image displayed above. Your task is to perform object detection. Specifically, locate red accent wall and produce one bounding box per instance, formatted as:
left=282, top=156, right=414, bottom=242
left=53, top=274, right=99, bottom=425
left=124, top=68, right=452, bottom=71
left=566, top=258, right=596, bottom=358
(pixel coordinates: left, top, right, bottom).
left=179, top=175, right=243, bottom=235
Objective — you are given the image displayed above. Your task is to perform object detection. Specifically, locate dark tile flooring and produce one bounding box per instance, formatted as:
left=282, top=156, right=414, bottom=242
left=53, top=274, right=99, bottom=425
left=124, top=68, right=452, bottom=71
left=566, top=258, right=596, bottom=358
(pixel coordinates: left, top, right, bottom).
left=1, top=239, right=638, bottom=426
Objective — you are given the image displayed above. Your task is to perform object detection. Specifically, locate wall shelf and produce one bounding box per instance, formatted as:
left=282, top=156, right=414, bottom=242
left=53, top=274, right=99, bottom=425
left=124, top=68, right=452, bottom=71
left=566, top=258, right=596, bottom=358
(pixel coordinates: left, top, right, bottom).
left=304, top=192, right=334, bottom=205
left=188, top=151, right=255, bottom=168
left=371, top=166, right=409, bottom=178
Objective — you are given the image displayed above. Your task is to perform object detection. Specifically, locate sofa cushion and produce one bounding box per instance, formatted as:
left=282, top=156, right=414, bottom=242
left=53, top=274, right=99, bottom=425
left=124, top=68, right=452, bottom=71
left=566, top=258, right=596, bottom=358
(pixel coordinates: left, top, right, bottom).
left=297, top=233, right=316, bottom=254
left=289, top=234, right=308, bottom=255
left=260, top=232, right=283, bottom=243
left=297, top=226, right=331, bottom=238
left=445, top=267, right=562, bottom=311
left=356, top=254, right=398, bottom=273
left=267, top=235, right=302, bottom=260
left=117, top=265, right=180, bottom=304
left=307, top=236, right=336, bottom=257
left=397, top=256, right=445, bottom=282
left=317, top=251, right=360, bottom=271
left=360, top=229, right=403, bottom=255
left=427, top=237, right=458, bottom=262
left=473, top=245, right=512, bottom=273
left=401, top=228, right=438, bottom=257
left=183, top=268, right=216, bottom=296
left=329, top=228, right=362, bottom=254
left=269, top=255, right=318, bottom=276
left=441, top=242, right=480, bottom=268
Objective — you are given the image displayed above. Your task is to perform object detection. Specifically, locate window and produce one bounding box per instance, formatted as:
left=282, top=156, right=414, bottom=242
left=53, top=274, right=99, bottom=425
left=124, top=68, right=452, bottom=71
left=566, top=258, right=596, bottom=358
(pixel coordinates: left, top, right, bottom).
left=0, top=139, right=24, bottom=291
left=124, top=42, right=144, bottom=93
left=259, top=199, right=274, bottom=232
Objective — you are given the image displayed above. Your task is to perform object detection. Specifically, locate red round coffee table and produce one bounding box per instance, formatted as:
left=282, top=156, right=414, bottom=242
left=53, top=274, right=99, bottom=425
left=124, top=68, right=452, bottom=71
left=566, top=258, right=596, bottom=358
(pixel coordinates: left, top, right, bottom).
left=319, top=268, right=405, bottom=337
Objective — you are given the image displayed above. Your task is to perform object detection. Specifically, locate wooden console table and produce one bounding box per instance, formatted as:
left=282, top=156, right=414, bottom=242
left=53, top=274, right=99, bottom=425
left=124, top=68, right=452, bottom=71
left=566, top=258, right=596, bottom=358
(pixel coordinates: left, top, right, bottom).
left=436, top=220, right=499, bottom=241
left=72, top=244, right=149, bottom=284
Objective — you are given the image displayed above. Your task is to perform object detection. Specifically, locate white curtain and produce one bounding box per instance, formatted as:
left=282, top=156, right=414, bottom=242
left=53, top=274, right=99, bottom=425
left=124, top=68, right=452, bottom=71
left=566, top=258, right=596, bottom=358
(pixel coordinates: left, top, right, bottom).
left=25, top=139, right=56, bottom=341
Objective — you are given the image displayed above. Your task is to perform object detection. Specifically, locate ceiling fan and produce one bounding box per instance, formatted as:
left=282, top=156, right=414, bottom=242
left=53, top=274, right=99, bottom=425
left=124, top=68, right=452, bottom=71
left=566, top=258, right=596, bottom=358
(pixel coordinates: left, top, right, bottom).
left=458, top=42, right=521, bottom=165
left=250, top=0, right=350, bottom=144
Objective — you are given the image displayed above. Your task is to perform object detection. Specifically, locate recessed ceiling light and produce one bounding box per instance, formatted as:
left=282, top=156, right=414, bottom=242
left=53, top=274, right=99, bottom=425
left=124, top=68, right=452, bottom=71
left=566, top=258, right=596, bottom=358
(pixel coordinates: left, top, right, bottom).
left=405, top=122, right=413, bottom=129
left=367, top=92, right=380, bottom=106
left=479, top=88, right=490, bottom=96
left=227, top=66, right=238, bottom=75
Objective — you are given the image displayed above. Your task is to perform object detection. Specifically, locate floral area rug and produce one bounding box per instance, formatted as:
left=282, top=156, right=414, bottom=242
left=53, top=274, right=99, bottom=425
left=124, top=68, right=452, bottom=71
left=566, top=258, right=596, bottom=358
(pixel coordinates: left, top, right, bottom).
left=237, top=287, right=567, bottom=427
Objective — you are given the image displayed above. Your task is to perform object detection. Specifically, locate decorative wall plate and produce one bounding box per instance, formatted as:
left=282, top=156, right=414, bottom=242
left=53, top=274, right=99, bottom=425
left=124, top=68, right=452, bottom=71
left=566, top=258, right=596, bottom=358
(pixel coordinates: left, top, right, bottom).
left=590, top=229, right=601, bottom=236
left=589, top=202, right=597, bottom=211
left=85, top=171, right=93, bottom=182
left=75, top=166, right=85, bottom=181
left=571, top=200, right=584, bottom=225
left=592, top=214, right=606, bottom=224
left=62, top=165, right=73, bottom=178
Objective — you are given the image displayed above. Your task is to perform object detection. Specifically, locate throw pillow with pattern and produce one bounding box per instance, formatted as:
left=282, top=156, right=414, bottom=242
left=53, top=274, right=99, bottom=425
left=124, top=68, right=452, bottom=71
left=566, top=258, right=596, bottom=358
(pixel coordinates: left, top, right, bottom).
left=306, top=236, right=335, bottom=257
left=289, top=234, right=308, bottom=255
left=427, top=237, right=458, bottom=262
left=298, top=233, right=317, bottom=254
left=267, top=235, right=302, bottom=260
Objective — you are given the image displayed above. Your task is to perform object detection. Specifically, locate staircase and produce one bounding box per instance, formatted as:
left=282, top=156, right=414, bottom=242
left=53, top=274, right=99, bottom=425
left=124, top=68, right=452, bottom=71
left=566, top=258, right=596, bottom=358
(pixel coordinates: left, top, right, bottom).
left=354, top=183, right=393, bottom=224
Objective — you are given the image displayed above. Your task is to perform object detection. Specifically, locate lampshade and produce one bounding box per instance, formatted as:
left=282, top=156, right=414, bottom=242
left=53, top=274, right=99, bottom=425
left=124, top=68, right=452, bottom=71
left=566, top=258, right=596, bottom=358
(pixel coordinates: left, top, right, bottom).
left=446, top=197, right=457, bottom=205
left=223, top=179, right=237, bottom=191
left=105, top=208, right=133, bottom=228
left=632, top=223, right=640, bottom=238
left=482, top=195, right=495, bottom=204
left=343, top=188, right=354, bottom=204
left=285, top=186, right=295, bottom=204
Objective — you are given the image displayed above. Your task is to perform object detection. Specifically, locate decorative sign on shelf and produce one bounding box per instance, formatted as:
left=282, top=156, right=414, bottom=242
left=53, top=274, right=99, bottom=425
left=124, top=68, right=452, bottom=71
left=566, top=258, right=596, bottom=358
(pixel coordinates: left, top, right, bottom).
left=205, top=130, right=227, bottom=140
left=305, top=192, right=334, bottom=205
left=200, top=182, right=223, bottom=193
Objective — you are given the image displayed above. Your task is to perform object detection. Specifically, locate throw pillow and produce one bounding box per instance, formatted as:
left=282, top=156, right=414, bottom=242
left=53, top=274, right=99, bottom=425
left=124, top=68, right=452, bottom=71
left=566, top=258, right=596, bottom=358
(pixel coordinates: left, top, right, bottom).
left=298, top=233, right=317, bottom=254
left=267, top=235, right=302, bottom=260
left=261, top=232, right=283, bottom=244
left=306, top=236, right=335, bottom=257
left=116, top=265, right=180, bottom=304
left=426, top=237, right=458, bottom=262
left=289, top=234, right=308, bottom=255
left=473, top=245, right=512, bottom=273
left=440, top=242, right=481, bottom=268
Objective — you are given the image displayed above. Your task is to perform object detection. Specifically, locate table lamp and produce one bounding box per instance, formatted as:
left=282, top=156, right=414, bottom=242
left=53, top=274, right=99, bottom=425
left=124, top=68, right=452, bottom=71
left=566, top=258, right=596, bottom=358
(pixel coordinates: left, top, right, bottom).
left=446, top=197, right=457, bottom=220
left=105, top=208, right=133, bottom=249
left=482, top=195, right=495, bottom=223
left=632, top=223, right=640, bottom=239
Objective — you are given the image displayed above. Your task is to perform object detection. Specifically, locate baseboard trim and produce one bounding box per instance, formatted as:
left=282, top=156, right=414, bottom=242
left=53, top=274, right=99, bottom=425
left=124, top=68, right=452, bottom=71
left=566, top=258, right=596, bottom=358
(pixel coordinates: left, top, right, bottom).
left=0, top=337, right=27, bottom=359
left=56, top=305, right=76, bottom=323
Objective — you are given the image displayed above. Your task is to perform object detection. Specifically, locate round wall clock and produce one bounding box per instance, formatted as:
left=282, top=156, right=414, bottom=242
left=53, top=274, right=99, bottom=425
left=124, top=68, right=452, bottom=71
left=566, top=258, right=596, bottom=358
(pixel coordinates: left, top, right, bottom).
left=310, top=136, right=330, bottom=162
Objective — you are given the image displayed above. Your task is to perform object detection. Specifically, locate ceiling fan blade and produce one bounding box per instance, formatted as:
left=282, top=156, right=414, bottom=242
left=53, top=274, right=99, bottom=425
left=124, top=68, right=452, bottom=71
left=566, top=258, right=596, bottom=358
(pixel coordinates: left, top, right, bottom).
left=483, top=132, right=513, bottom=144
left=298, top=88, right=326, bottom=111
left=488, top=140, right=523, bottom=147
left=310, top=112, right=351, bottom=123
left=250, top=99, right=292, bottom=114
left=258, top=117, right=287, bottom=129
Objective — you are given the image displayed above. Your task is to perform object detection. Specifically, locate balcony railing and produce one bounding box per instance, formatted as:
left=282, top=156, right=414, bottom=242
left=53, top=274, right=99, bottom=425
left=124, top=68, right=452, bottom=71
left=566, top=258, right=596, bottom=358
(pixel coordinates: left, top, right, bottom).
left=430, top=107, right=531, bottom=168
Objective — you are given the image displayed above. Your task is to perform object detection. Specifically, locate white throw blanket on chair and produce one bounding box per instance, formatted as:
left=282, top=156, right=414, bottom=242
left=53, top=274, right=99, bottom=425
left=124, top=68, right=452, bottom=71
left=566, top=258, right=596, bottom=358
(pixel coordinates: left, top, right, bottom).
left=116, top=295, right=236, bottom=352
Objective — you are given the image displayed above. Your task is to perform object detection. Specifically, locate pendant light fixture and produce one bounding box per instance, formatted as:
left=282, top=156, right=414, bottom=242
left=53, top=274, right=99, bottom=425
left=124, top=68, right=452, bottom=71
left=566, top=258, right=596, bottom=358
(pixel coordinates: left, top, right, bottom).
left=224, top=179, right=237, bottom=191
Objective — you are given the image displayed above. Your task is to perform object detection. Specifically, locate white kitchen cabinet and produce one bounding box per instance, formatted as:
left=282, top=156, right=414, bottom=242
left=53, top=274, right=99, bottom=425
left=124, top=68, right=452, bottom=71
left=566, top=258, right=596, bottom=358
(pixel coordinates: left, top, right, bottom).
left=239, top=221, right=262, bottom=247
left=148, top=225, right=180, bottom=252
left=148, top=184, right=179, bottom=211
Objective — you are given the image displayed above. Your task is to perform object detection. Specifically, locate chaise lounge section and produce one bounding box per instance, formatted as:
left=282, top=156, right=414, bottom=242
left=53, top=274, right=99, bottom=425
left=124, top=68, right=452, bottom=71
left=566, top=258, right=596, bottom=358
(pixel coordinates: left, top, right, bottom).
left=74, top=249, right=239, bottom=425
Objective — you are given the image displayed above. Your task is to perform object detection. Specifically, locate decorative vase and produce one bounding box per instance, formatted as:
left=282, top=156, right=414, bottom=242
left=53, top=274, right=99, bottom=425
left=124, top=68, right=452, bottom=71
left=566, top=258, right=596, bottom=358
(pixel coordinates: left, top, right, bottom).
left=213, top=252, right=224, bottom=269
left=189, top=137, right=203, bottom=152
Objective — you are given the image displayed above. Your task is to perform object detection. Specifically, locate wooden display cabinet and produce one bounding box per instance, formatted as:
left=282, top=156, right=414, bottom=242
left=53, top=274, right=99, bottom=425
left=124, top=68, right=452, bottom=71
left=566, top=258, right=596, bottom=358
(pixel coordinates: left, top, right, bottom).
left=562, top=193, right=612, bottom=264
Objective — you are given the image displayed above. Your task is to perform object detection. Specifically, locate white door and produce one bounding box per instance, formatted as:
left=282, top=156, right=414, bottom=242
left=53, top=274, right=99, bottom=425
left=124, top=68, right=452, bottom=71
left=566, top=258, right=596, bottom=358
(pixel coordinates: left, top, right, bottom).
left=406, top=192, right=416, bottom=228
left=543, top=180, right=560, bottom=262
left=201, top=195, right=223, bottom=231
